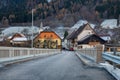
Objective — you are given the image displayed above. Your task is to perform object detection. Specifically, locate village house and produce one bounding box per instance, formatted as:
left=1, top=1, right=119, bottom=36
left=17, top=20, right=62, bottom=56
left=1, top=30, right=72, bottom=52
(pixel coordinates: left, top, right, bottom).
left=99, top=34, right=112, bottom=44
left=34, top=29, right=62, bottom=49
left=105, top=44, right=120, bottom=52
left=0, top=33, right=4, bottom=42
left=9, top=33, right=28, bottom=47
left=66, top=23, right=106, bottom=50
left=99, top=34, right=111, bottom=43
left=0, top=33, right=5, bottom=46
left=77, top=34, right=106, bottom=49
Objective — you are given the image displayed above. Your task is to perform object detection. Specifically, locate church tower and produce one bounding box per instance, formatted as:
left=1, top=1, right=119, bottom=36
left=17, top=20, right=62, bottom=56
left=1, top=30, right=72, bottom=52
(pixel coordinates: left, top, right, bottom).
left=39, top=22, right=43, bottom=33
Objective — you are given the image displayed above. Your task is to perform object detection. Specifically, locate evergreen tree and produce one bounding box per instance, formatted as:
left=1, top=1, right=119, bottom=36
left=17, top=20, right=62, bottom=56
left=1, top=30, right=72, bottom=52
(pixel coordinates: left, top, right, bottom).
left=64, top=30, right=68, bottom=39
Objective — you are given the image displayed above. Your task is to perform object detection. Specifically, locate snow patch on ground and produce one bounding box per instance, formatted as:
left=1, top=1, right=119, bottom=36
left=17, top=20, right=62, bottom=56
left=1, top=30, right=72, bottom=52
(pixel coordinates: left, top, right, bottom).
left=101, top=19, right=119, bottom=29
left=76, top=52, right=120, bottom=80
left=2, top=26, right=39, bottom=36
left=100, top=62, right=120, bottom=80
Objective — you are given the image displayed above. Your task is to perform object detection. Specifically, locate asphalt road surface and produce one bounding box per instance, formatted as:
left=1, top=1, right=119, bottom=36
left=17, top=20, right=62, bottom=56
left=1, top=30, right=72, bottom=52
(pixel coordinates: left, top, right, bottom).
left=0, top=51, right=116, bottom=80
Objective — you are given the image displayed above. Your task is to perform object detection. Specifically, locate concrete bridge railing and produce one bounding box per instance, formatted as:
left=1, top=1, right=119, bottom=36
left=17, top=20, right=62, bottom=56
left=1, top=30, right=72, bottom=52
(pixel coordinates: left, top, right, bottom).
left=0, top=47, right=61, bottom=64
left=76, top=45, right=103, bottom=63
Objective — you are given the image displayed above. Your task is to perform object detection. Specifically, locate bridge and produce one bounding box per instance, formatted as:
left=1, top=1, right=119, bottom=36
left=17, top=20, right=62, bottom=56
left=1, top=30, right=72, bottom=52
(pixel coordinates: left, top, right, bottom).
left=0, top=47, right=119, bottom=80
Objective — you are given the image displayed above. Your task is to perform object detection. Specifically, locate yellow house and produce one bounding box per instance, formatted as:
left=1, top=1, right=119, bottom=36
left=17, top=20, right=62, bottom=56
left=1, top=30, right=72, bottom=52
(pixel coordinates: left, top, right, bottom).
left=34, top=30, right=62, bottom=49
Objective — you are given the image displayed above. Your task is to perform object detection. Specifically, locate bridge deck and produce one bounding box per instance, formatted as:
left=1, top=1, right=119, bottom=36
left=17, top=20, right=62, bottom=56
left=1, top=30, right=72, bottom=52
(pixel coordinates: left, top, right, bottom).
left=0, top=51, right=116, bottom=80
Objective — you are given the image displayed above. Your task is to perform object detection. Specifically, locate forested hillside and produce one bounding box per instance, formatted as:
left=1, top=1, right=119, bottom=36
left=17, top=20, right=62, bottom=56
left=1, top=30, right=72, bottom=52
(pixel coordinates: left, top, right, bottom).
left=0, top=0, right=119, bottom=27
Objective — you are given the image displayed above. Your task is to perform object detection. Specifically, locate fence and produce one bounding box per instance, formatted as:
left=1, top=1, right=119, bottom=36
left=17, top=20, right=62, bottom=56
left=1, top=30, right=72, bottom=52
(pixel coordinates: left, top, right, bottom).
left=76, top=45, right=103, bottom=63
left=0, top=47, right=61, bottom=63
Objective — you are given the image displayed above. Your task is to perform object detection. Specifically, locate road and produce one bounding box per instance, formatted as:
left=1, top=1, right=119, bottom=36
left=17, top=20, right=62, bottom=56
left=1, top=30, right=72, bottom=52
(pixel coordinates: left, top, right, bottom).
left=0, top=51, right=116, bottom=80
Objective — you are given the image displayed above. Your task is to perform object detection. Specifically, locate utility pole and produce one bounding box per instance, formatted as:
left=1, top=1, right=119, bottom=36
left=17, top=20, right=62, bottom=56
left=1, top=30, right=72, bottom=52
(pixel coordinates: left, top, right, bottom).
left=31, top=9, right=34, bottom=48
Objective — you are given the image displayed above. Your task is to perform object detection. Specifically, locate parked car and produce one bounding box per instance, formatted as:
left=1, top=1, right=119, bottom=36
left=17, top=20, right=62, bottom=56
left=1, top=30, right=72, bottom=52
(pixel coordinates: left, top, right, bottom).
left=69, top=48, right=74, bottom=51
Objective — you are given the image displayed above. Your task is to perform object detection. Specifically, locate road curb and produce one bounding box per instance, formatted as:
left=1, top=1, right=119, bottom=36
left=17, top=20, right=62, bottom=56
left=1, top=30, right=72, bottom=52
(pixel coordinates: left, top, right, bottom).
left=99, top=63, right=120, bottom=80
left=75, top=52, right=88, bottom=65
left=75, top=52, right=98, bottom=67
left=0, top=53, right=59, bottom=68
left=75, top=52, right=118, bottom=80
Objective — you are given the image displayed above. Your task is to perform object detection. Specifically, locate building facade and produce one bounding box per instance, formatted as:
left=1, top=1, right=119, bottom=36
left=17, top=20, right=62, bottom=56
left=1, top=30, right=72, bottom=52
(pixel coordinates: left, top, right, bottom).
left=66, top=23, right=106, bottom=49
left=10, top=33, right=28, bottom=47
left=34, top=30, right=62, bottom=49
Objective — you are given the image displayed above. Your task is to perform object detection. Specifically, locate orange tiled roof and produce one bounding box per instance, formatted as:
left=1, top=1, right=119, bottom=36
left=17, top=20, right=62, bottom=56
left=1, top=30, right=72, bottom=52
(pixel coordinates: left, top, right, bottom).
left=35, top=31, right=61, bottom=40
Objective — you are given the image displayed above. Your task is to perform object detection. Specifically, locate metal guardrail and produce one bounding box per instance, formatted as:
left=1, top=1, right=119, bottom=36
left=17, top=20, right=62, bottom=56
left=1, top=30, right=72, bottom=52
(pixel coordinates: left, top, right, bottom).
left=103, top=52, right=120, bottom=56
left=102, top=52, right=120, bottom=64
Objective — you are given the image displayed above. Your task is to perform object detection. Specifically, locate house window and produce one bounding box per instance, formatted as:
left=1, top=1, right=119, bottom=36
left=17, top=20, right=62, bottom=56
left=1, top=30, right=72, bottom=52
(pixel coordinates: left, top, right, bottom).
left=78, top=46, right=82, bottom=49
left=38, top=40, right=41, bottom=43
left=88, top=32, right=91, bottom=35
left=56, top=40, right=58, bottom=48
left=56, top=40, right=58, bottom=43
left=72, top=39, right=75, bottom=43
left=44, top=40, right=46, bottom=43
left=43, top=40, right=47, bottom=48
left=44, top=35, right=46, bottom=38
left=80, top=46, right=82, bottom=48
left=50, top=35, right=53, bottom=38
left=37, top=44, right=39, bottom=47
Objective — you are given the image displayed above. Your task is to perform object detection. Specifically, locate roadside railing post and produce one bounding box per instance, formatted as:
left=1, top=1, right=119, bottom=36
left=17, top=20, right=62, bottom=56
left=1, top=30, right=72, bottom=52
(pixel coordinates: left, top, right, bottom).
left=113, top=47, right=116, bottom=69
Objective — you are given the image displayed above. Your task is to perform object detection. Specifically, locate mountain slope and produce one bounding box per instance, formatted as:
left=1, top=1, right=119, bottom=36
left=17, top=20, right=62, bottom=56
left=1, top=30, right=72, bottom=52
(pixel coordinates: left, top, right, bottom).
left=0, top=0, right=119, bottom=27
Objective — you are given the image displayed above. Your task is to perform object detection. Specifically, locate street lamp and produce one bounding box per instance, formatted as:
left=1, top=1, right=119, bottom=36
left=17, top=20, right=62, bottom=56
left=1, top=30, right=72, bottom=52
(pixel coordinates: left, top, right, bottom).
left=31, top=9, right=34, bottom=48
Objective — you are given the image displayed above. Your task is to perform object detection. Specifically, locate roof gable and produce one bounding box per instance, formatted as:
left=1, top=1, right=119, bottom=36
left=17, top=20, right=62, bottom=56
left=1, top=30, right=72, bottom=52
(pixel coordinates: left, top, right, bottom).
left=10, top=33, right=26, bottom=40
left=35, top=31, right=61, bottom=40
left=78, top=34, right=106, bottom=44
left=84, top=24, right=93, bottom=30
left=66, top=30, right=76, bottom=40
left=67, top=23, right=96, bottom=40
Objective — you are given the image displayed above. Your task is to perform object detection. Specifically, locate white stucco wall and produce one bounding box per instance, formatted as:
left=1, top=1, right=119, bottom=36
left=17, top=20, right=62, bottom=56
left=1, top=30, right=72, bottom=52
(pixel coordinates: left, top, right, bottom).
left=77, top=24, right=95, bottom=41
left=78, top=45, right=93, bottom=49
left=77, top=44, right=105, bottom=50
left=77, top=30, right=94, bottom=41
